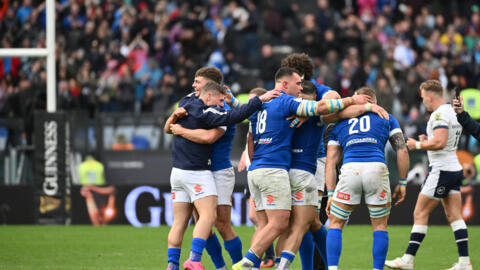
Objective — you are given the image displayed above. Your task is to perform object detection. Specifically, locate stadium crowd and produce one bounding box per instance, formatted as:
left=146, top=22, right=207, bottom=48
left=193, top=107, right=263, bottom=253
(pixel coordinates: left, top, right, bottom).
left=0, top=0, right=479, bottom=128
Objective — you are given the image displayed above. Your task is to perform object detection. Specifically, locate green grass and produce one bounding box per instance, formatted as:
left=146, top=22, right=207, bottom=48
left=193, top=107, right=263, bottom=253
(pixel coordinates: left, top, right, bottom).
left=0, top=225, right=478, bottom=269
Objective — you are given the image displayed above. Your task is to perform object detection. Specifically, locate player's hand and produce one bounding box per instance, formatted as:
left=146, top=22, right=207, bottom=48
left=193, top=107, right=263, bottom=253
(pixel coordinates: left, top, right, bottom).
left=392, top=184, right=406, bottom=206
left=224, top=85, right=233, bottom=104
left=326, top=197, right=333, bottom=216
left=371, top=104, right=389, bottom=120
left=259, top=89, right=282, bottom=102
left=418, top=134, right=427, bottom=142
left=453, top=96, right=464, bottom=114
left=406, top=138, right=418, bottom=151
left=173, top=107, right=188, bottom=119
left=351, top=94, right=373, bottom=105
left=169, top=124, right=184, bottom=135
left=286, top=115, right=308, bottom=128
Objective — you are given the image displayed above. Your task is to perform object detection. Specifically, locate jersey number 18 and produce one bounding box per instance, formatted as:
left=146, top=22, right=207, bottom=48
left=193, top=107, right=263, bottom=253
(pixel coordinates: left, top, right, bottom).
left=256, top=110, right=267, bottom=134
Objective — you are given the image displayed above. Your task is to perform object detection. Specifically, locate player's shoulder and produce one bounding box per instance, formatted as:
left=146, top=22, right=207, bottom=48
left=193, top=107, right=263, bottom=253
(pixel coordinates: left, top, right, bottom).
left=432, top=104, right=456, bottom=121
left=203, top=105, right=227, bottom=116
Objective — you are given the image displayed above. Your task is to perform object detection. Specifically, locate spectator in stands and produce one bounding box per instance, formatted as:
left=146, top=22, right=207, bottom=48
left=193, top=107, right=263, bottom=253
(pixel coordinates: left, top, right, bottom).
left=112, top=134, right=134, bottom=150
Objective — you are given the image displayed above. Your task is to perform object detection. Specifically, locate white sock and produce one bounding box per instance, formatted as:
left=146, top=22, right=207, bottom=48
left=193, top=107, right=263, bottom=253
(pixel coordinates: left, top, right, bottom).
left=328, top=266, right=338, bottom=270
left=459, top=256, right=470, bottom=264
left=401, top=254, right=414, bottom=264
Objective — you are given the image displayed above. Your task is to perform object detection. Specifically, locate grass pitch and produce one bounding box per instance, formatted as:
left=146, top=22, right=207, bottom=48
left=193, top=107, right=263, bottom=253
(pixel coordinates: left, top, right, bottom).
left=0, top=225, right=478, bottom=269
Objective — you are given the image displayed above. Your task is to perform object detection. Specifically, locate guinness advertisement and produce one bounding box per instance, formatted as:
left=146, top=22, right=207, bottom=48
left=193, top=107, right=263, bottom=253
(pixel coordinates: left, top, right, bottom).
left=2, top=184, right=480, bottom=225
left=34, top=112, right=71, bottom=224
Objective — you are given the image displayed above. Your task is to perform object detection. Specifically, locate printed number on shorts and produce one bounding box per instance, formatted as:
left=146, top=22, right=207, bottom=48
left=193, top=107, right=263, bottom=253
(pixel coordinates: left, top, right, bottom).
left=348, top=115, right=370, bottom=134
left=256, top=110, right=267, bottom=134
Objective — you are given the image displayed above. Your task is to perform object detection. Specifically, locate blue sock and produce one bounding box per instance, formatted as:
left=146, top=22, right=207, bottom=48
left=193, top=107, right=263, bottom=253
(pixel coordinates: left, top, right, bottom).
left=265, top=244, right=275, bottom=259
left=299, top=232, right=314, bottom=270
left=275, top=257, right=281, bottom=264
left=372, top=230, right=388, bottom=270
left=167, top=248, right=181, bottom=270
left=326, top=228, right=342, bottom=267
left=281, top=251, right=295, bottom=263
left=245, top=249, right=261, bottom=267
left=206, top=233, right=226, bottom=268
left=190, top=238, right=207, bottom=262
left=313, top=226, right=328, bottom=268
left=454, top=229, right=469, bottom=257
left=224, top=236, right=243, bottom=263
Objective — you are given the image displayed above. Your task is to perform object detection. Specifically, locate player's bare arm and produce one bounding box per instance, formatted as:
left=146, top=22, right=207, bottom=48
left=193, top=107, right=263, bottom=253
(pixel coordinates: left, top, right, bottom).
left=406, top=128, right=448, bottom=151
left=170, top=124, right=225, bottom=144
left=164, top=107, right=188, bottom=134
left=325, top=144, right=342, bottom=216
left=389, top=132, right=410, bottom=206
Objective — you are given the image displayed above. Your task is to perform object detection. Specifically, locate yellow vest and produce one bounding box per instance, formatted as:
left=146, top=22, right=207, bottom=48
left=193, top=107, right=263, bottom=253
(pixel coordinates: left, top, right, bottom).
left=79, top=159, right=105, bottom=186
left=460, top=88, right=480, bottom=120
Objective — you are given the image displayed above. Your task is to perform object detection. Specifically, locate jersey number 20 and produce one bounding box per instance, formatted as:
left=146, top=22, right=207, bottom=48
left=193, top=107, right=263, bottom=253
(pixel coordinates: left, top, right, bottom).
left=256, top=110, right=267, bottom=134
left=348, top=115, right=370, bottom=135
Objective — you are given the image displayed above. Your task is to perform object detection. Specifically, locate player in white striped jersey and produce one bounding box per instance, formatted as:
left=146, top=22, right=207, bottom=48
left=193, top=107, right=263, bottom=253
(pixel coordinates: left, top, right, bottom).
left=386, top=80, right=472, bottom=270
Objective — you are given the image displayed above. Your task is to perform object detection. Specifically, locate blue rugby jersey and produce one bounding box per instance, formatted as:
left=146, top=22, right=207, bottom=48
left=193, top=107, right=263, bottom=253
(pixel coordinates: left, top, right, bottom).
left=328, top=112, right=402, bottom=164
left=290, top=116, right=323, bottom=174
left=311, top=79, right=333, bottom=159
left=249, top=93, right=303, bottom=171
left=172, top=96, right=262, bottom=170
left=211, top=102, right=236, bottom=171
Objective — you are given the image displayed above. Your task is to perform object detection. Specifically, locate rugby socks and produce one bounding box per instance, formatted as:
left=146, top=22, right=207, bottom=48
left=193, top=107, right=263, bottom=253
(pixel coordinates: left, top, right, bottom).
left=264, top=243, right=275, bottom=259
left=403, top=224, right=427, bottom=263
left=313, top=225, right=328, bottom=267
left=242, top=249, right=261, bottom=268
left=451, top=220, right=470, bottom=264
left=205, top=233, right=226, bottom=268
left=275, top=256, right=281, bottom=265
left=190, top=238, right=207, bottom=262
left=277, top=251, right=295, bottom=270
left=224, top=236, right=243, bottom=263
left=167, top=248, right=181, bottom=270
left=299, top=232, right=314, bottom=270
left=326, top=228, right=342, bottom=268
left=372, top=230, right=388, bottom=270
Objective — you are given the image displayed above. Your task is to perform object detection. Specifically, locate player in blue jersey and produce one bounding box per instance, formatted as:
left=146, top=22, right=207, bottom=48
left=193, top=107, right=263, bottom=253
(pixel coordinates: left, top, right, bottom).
left=324, top=87, right=410, bottom=270
left=164, top=81, right=280, bottom=270
left=232, top=67, right=372, bottom=270
left=280, top=53, right=341, bottom=269
left=168, top=67, right=243, bottom=270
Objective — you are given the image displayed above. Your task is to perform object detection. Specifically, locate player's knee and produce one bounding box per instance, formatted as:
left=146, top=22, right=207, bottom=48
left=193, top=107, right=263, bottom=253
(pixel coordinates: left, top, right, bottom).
left=330, top=202, right=352, bottom=220
left=368, top=206, right=391, bottom=219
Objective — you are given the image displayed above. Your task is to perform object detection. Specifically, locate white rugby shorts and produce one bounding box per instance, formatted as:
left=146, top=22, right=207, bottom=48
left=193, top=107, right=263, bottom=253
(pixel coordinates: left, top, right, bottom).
left=212, top=167, right=235, bottom=206
left=333, top=162, right=391, bottom=205
left=170, top=167, right=217, bottom=203
left=248, top=168, right=291, bottom=211
left=289, top=169, right=318, bottom=206
left=314, top=157, right=326, bottom=192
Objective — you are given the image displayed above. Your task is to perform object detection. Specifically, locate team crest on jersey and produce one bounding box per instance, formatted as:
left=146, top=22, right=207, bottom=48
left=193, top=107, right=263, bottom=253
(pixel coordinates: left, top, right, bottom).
left=434, top=112, right=443, bottom=121
left=337, top=191, right=350, bottom=201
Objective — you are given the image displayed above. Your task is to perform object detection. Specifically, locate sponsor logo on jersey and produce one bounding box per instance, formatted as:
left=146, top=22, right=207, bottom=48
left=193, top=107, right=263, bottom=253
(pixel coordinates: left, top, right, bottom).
left=266, top=195, right=275, bottom=204
left=292, top=149, right=303, bottom=153
left=258, top=138, right=272, bottom=144
left=337, top=191, right=350, bottom=201
left=346, top=137, right=378, bottom=147
left=294, top=192, right=303, bottom=201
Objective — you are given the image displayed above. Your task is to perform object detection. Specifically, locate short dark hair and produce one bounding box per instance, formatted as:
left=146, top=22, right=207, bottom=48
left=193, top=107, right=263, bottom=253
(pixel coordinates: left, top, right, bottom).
left=301, top=80, right=316, bottom=96
left=275, top=67, right=300, bottom=82
left=202, top=81, right=226, bottom=95
left=249, top=87, right=267, bottom=96
left=419, top=80, right=443, bottom=96
left=281, top=53, right=314, bottom=80
left=195, top=67, right=223, bottom=84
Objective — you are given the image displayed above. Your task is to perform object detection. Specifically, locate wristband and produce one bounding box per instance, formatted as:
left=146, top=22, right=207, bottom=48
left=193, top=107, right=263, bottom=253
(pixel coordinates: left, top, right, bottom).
left=399, top=178, right=407, bottom=186
left=415, top=141, right=421, bottom=150
left=365, top=103, right=372, bottom=112
left=289, top=118, right=300, bottom=128
left=327, top=190, right=334, bottom=197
